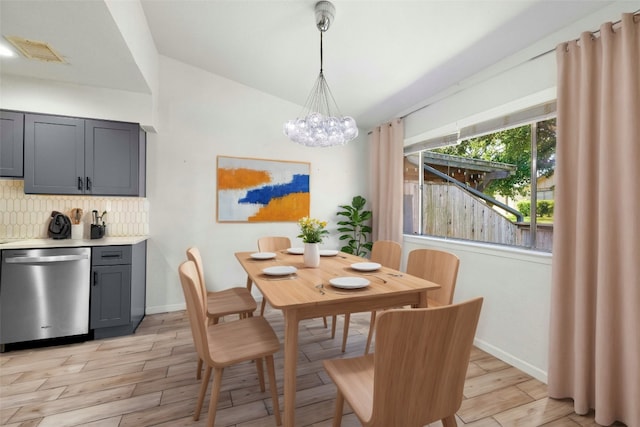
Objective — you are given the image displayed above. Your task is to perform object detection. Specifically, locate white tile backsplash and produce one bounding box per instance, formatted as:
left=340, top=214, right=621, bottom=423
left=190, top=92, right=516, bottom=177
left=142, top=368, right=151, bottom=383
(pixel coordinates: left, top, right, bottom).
left=0, top=179, right=149, bottom=239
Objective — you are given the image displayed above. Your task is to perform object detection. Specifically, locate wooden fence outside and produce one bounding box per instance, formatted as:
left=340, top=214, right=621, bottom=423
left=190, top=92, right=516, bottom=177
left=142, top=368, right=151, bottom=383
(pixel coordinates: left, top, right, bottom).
left=404, top=182, right=553, bottom=251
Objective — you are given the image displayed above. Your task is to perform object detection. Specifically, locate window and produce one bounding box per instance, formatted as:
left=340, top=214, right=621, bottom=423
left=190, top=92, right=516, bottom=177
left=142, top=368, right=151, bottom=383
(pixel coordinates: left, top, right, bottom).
left=403, top=105, right=556, bottom=252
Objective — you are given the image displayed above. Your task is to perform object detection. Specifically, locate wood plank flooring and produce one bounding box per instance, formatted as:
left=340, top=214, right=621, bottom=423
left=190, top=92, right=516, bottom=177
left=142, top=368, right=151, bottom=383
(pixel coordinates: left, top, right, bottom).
left=0, top=308, right=616, bottom=426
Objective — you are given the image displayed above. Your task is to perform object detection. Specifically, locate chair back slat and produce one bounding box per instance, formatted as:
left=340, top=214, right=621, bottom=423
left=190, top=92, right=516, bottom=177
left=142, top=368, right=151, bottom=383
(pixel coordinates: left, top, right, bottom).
left=406, top=248, right=460, bottom=306
left=371, top=298, right=483, bottom=426
left=370, top=240, right=402, bottom=270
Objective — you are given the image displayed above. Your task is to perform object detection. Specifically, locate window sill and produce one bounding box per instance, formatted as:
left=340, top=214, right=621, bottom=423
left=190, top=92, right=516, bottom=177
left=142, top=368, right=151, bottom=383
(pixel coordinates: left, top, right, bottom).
left=403, top=234, right=552, bottom=265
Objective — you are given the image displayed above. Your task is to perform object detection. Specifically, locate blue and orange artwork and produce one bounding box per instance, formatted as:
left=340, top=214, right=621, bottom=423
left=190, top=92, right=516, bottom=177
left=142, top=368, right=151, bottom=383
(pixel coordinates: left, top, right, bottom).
left=217, top=156, right=310, bottom=222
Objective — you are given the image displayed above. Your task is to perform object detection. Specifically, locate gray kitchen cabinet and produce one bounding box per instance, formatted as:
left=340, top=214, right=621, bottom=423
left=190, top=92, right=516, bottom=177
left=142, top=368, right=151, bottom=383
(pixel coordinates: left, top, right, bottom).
left=91, top=241, right=146, bottom=339
left=0, top=111, right=25, bottom=177
left=24, top=113, right=144, bottom=196
left=85, top=119, right=141, bottom=196
left=91, top=246, right=132, bottom=330
left=24, top=114, right=84, bottom=194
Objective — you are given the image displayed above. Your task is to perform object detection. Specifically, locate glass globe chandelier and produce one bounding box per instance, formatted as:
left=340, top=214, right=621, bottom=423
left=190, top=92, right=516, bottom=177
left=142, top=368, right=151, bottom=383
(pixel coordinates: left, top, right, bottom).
left=283, top=1, right=358, bottom=147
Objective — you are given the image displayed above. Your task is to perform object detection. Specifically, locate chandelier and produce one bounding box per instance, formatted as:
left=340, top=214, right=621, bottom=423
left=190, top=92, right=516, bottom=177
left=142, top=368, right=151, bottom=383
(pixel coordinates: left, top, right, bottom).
left=283, top=1, right=358, bottom=147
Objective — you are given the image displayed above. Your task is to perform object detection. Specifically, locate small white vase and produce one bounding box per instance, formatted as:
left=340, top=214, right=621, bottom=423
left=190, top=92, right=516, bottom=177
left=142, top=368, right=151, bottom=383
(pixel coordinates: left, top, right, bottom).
left=303, top=243, right=321, bottom=268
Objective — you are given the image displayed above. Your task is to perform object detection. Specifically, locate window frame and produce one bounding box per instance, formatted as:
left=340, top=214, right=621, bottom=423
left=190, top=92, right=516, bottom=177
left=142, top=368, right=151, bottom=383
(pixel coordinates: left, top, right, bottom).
left=403, top=102, right=557, bottom=252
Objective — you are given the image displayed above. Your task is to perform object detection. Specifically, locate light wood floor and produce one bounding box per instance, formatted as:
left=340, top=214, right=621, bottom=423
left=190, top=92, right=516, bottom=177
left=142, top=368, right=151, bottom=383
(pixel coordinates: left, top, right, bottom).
left=0, top=307, right=614, bottom=427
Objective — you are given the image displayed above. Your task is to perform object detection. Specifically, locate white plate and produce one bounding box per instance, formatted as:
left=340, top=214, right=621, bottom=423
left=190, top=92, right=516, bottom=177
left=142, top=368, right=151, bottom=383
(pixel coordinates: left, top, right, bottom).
left=350, top=262, right=382, bottom=272
left=329, top=277, right=370, bottom=289
left=286, top=247, right=304, bottom=255
left=319, top=249, right=339, bottom=257
left=262, top=266, right=297, bottom=276
left=250, top=252, right=276, bottom=260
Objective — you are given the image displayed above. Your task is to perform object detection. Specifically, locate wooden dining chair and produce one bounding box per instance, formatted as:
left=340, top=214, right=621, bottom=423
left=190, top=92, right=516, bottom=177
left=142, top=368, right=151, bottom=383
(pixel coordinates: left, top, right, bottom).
left=363, top=247, right=460, bottom=354
left=257, top=236, right=330, bottom=329
left=336, top=240, right=402, bottom=352
left=186, top=247, right=257, bottom=379
left=323, top=297, right=483, bottom=427
left=178, top=260, right=282, bottom=427
left=256, top=236, right=291, bottom=316
left=406, top=248, right=460, bottom=307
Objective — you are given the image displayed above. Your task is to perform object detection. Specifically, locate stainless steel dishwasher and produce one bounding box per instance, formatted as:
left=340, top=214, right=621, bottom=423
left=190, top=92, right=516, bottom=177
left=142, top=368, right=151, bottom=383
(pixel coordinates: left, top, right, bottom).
left=0, top=247, right=91, bottom=348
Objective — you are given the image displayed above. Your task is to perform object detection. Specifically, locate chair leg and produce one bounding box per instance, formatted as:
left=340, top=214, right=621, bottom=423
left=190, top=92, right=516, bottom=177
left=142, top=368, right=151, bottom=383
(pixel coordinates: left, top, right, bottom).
left=255, top=357, right=266, bottom=392
left=196, top=356, right=203, bottom=380
left=442, top=415, right=458, bottom=427
left=341, top=313, right=351, bottom=353
left=364, top=310, right=377, bottom=355
left=331, top=315, right=337, bottom=338
left=207, top=368, right=224, bottom=427
left=194, top=365, right=212, bottom=420
left=333, top=390, right=345, bottom=427
left=265, top=355, right=282, bottom=426
left=260, top=298, right=267, bottom=316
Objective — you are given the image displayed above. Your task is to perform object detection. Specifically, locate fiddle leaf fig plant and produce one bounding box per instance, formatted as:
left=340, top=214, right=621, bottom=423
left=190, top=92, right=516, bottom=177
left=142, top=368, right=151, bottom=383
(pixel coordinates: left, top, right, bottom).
left=337, top=195, right=373, bottom=257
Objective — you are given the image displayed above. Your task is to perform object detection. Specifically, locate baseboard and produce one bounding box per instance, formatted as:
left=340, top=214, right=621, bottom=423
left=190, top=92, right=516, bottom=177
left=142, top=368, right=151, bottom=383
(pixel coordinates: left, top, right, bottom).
left=146, top=303, right=185, bottom=314
left=473, top=337, right=548, bottom=383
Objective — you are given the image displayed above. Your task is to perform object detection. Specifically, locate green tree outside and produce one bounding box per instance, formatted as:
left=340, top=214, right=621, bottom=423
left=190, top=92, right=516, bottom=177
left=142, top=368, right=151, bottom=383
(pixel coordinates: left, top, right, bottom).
left=434, top=119, right=556, bottom=199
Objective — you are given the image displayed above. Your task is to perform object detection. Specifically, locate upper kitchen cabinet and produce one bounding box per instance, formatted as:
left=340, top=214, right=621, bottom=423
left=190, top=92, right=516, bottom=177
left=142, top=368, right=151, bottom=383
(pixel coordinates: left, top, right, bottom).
left=24, top=113, right=145, bottom=196
left=24, top=114, right=84, bottom=194
left=85, top=119, right=142, bottom=196
left=0, top=111, right=25, bottom=177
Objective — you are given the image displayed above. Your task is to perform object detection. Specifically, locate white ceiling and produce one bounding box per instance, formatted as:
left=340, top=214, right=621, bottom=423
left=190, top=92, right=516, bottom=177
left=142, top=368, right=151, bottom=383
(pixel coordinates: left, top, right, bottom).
left=0, top=1, right=628, bottom=130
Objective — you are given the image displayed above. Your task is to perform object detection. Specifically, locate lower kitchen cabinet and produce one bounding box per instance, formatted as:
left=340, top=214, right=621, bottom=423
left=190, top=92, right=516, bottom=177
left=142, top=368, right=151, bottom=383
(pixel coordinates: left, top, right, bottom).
left=91, top=241, right=146, bottom=339
left=91, top=263, right=131, bottom=329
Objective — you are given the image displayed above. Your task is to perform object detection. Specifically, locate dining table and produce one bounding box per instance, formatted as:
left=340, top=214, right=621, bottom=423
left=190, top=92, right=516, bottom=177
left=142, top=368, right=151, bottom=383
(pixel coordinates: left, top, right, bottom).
left=235, top=248, right=441, bottom=427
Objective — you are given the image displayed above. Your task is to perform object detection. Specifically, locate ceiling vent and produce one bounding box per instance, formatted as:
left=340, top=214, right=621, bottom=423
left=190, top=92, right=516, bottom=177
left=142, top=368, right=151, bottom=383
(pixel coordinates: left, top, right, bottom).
left=4, top=36, right=66, bottom=63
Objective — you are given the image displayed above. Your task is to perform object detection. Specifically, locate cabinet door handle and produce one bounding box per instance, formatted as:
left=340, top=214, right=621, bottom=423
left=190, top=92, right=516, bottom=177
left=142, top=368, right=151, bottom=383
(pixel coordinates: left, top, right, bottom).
left=78, top=177, right=83, bottom=190
left=93, top=271, right=98, bottom=286
left=86, top=177, right=92, bottom=191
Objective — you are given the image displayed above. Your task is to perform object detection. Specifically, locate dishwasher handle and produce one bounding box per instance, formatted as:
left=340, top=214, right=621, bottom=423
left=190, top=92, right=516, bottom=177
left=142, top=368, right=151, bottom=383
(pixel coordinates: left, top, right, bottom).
left=4, top=254, right=90, bottom=264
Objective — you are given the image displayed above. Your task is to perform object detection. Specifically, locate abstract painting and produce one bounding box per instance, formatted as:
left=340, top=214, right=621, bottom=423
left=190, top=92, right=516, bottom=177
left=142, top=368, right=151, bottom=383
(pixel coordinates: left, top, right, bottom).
left=217, top=156, right=310, bottom=222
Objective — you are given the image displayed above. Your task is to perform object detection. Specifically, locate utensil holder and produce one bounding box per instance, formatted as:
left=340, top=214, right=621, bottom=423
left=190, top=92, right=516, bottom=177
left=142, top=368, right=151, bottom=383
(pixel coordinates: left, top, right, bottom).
left=71, top=224, right=83, bottom=240
left=91, top=224, right=106, bottom=239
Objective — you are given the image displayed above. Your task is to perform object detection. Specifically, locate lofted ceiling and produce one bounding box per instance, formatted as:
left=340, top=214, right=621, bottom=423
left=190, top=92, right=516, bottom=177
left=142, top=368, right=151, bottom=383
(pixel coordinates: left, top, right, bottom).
left=0, top=1, right=625, bottom=130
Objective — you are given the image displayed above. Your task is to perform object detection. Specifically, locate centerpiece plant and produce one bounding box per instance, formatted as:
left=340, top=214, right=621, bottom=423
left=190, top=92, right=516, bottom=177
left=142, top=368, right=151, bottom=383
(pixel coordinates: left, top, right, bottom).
left=337, top=195, right=373, bottom=257
left=298, top=217, right=329, bottom=268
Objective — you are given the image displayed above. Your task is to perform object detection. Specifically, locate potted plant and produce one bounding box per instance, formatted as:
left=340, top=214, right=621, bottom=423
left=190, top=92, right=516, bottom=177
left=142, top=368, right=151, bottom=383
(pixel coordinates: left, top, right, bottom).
left=337, top=195, right=373, bottom=257
left=297, top=217, right=329, bottom=267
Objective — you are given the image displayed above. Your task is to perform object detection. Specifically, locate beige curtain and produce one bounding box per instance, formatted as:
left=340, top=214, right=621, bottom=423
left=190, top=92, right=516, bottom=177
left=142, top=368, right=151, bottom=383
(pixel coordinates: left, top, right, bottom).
left=549, top=13, right=640, bottom=426
left=369, top=118, right=404, bottom=243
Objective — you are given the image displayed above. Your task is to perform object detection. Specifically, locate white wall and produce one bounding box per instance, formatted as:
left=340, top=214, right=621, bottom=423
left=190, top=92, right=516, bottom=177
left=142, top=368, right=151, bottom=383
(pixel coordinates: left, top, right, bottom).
left=104, top=0, right=160, bottom=131
left=403, top=1, right=634, bottom=145
left=403, top=236, right=551, bottom=382
left=145, top=55, right=369, bottom=313
left=0, top=74, right=153, bottom=125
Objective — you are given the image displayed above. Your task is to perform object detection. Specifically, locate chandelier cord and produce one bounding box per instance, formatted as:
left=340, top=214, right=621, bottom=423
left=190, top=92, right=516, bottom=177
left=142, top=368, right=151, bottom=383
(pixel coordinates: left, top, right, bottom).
left=320, top=31, right=324, bottom=75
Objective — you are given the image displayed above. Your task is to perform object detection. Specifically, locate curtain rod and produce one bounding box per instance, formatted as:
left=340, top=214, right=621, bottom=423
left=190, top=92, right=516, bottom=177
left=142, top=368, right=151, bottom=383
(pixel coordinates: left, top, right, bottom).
left=529, top=10, right=639, bottom=61
left=399, top=10, right=639, bottom=123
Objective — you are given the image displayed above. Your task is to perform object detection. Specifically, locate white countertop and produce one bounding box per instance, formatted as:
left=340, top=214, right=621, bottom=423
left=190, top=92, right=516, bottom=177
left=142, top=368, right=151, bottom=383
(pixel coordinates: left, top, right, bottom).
left=0, top=236, right=149, bottom=250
